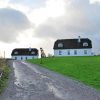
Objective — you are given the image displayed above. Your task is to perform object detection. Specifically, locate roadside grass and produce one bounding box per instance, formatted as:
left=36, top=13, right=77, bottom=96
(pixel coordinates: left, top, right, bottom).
left=0, top=59, right=10, bottom=94
left=27, top=56, right=100, bottom=89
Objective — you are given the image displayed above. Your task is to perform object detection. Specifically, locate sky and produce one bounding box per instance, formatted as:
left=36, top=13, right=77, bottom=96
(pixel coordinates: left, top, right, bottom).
left=0, top=0, right=100, bottom=57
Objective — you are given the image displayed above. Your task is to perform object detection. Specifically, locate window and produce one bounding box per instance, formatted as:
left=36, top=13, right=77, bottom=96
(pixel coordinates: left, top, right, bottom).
left=14, top=51, right=18, bottom=54
left=68, top=50, right=70, bottom=55
left=83, top=42, right=88, bottom=47
left=31, top=52, right=35, bottom=54
left=74, top=50, right=77, bottom=55
left=21, top=57, right=23, bottom=60
left=15, top=57, right=17, bottom=60
left=59, top=50, right=62, bottom=55
left=84, top=50, right=87, bottom=54
left=58, top=43, right=63, bottom=48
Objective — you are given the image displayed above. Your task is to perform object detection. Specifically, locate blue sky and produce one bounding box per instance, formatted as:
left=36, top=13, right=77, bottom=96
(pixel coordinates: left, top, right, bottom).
left=0, top=0, right=100, bottom=57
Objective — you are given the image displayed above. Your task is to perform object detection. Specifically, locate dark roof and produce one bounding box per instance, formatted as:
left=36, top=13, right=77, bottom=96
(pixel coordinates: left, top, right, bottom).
left=53, top=38, right=92, bottom=49
left=11, top=48, right=38, bottom=56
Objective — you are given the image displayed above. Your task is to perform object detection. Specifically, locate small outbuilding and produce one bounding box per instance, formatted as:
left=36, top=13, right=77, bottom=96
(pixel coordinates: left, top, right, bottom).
left=11, top=48, right=38, bottom=60
left=53, top=36, right=92, bottom=56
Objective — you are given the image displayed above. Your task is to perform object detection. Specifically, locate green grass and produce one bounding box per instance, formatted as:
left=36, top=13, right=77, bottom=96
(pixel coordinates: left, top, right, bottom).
left=28, top=56, right=100, bottom=89
left=0, top=59, right=10, bottom=94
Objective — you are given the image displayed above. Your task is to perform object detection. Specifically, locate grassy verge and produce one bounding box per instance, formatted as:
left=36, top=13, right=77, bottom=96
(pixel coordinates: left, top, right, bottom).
left=27, top=56, right=100, bottom=89
left=0, top=59, right=10, bottom=94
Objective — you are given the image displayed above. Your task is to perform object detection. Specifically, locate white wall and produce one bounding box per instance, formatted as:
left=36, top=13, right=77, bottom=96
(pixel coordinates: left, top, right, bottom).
left=12, top=55, right=38, bottom=60
left=54, top=49, right=92, bottom=56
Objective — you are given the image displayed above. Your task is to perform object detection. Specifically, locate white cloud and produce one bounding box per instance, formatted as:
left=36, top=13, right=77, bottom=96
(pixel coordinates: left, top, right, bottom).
left=45, top=0, right=65, bottom=17
left=9, top=3, right=30, bottom=15
left=0, top=8, right=31, bottom=42
left=0, top=0, right=10, bottom=8
left=90, top=0, right=100, bottom=3
left=29, top=0, right=65, bottom=26
left=9, top=0, right=46, bottom=8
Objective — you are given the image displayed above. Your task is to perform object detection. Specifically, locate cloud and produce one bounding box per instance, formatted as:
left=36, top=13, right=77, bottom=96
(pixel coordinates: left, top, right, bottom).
left=90, top=0, right=100, bottom=3
left=0, top=0, right=9, bottom=8
left=35, top=0, right=100, bottom=38
left=33, top=0, right=100, bottom=54
left=0, top=8, right=31, bottom=42
left=9, top=0, right=46, bottom=8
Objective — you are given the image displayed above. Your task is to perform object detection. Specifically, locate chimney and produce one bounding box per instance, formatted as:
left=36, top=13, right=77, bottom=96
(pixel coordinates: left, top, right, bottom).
left=29, top=47, right=31, bottom=51
left=78, top=36, right=81, bottom=43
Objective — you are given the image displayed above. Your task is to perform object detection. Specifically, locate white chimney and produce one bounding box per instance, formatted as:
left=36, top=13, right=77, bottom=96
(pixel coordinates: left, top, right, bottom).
left=29, top=47, right=31, bottom=51
left=78, top=36, right=81, bottom=43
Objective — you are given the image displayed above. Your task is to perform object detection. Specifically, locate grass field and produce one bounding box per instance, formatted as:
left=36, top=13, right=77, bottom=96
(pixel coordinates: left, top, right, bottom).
left=28, top=56, right=100, bottom=89
left=0, top=59, right=10, bottom=93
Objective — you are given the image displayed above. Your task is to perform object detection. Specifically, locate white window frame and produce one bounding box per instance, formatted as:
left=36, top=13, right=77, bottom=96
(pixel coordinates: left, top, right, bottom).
left=58, top=43, right=63, bottom=48
left=14, top=51, right=18, bottom=54
left=83, top=42, right=88, bottom=47
left=31, top=51, right=35, bottom=54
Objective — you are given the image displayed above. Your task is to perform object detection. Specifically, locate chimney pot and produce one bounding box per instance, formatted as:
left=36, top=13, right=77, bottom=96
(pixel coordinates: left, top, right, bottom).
left=78, top=36, right=81, bottom=43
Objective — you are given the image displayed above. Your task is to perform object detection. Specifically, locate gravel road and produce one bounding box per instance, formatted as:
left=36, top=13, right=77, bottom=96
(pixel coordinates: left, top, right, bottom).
left=0, top=60, right=100, bottom=100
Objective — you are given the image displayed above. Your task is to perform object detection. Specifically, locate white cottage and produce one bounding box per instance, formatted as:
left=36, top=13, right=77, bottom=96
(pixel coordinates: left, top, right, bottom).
left=11, top=48, right=38, bottom=60
left=53, top=36, right=92, bottom=56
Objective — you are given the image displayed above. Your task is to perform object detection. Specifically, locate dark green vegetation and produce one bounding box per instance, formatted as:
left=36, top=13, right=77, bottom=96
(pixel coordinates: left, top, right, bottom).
left=0, top=59, right=10, bottom=93
left=28, top=56, right=100, bottom=89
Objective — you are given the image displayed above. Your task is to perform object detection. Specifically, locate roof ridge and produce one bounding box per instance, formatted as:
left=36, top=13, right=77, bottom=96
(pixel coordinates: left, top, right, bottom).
left=57, top=38, right=89, bottom=40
